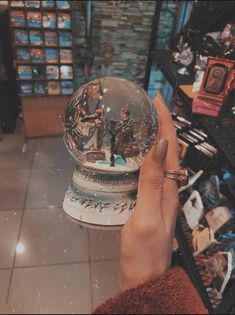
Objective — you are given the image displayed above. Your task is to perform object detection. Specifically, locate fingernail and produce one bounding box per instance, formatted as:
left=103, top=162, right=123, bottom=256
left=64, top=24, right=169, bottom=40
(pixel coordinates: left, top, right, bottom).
left=153, top=139, right=168, bottom=164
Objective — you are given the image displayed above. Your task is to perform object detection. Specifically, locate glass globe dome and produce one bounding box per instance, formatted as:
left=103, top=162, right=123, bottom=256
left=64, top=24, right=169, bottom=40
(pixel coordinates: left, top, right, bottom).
left=63, top=77, right=158, bottom=227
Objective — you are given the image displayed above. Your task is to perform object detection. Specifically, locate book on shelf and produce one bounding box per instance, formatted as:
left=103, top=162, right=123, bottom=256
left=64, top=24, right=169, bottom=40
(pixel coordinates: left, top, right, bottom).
left=60, top=65, right=73, bottom=79
left=42, top=0, right=56, bottom=8
left=58, top=13, right=71, bottom=29
left=18, top=81, right=33, bottom=94
left=43, top=12, right=57, bottom=29
left=27, top=11, right=42, bottom=28
left=32, top=65, right=45, bottom=79
left=29, top=30, right=43, bottom=46
left=48, top=81, right=61, bottom=95
left=30, top=48, right=45, bottom=63
left=45, top=31, right=57, bottom=46
left=46, top=65, right=59, bottom=79
left=34, top=81, right=47, bottom=95
left=10, top=11, right=25, bottom=27
left=206, top=251, right=233, bottom=297
left=14, top=30, right=28, bottom=45
left=56, top=0, right=70, bottom=10
left=59, top=31, right=72, bottom=47
left=45, top=48, right=59, bottom=63
left=17, top=65, right=32, bottom=80
left=61, top=80, right=73, bottom=95
left=25, top=0, right=40, bottom=8
left=16, top=48, right=30, bottom=62
left=59, top=49, right=73, bottom=63
left=10, top=1, right=24, bottom=7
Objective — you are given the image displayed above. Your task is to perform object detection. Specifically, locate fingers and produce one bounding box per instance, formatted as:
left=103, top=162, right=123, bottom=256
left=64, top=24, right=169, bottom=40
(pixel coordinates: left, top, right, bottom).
left=153, top=92, right=179, bottom=171
left=153, top=92, right=179, bottom=221
left=134, top=139, right=168, bottom=221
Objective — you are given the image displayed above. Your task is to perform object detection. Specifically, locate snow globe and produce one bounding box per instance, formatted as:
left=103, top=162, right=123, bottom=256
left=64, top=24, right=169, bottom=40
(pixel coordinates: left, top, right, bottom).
left=63, top=77, right=158, bottom=227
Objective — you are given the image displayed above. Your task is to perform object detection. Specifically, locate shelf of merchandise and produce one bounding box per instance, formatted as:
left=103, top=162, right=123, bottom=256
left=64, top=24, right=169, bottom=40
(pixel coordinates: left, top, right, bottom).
left=7, top=1, right=74, bottom=137
left=153, top=49, right=235, bottom=172
left=153, top=49, right=235, bottom=314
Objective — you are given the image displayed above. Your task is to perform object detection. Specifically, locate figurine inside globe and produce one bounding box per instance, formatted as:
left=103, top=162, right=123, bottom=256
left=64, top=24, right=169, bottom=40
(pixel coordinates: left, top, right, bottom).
left=64, top=77, right=158, bottom=172
left=63, top=77, right=158, bottom=227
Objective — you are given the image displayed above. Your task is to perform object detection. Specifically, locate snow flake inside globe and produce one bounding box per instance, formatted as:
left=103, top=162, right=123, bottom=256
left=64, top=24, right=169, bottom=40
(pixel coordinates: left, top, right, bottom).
left=63, top=77, right=158, bottom=227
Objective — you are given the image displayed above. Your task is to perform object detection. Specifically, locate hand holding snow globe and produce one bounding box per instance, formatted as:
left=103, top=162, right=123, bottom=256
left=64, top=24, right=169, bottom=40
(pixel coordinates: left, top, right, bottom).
left=63, top=77, right=158, bottom=227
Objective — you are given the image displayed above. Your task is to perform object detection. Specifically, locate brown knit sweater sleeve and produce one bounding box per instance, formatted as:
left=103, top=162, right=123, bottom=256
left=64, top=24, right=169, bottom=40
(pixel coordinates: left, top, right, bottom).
left=93, top=267, right=208, bottom=314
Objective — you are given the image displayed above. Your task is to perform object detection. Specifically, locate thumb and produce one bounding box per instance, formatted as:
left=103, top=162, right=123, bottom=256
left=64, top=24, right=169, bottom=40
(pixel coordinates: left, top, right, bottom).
left=135, top=139, right=168, bottom=215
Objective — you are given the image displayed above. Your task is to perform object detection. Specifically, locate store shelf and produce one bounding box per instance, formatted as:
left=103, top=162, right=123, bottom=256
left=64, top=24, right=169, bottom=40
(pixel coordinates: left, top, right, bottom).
left=153, top=49, right=235, bottom=172
left=153, top=49, right=235, bottom=314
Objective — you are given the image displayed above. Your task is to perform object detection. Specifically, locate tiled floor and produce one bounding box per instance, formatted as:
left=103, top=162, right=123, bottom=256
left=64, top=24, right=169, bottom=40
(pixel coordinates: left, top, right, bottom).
left=0, top=126, right=120, bottom=314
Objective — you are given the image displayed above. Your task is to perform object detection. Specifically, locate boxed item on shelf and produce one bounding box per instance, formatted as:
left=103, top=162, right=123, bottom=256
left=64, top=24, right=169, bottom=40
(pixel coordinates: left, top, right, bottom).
left=16, top=48, right=31, bottom=62
left=45, top=48, right=59, bottom=63
left=56, top=0, right=70, bottom=10
left=60, top=65, right=73, bottom=79
left=43, top=12, right=57, bottom=29
left=48, top=81, right=61, bottom=95
left=18, top=81, right=33, bottom=94
left=32, top=65, right=45, bottom=79
left=45, top=31, right=58, bottom=46
left=58, top=13, right=71, bottom=29
left=17, top=65, right=32, bottom=79
left=14, top=30, right=28, bottom=45
left=10, top=10, right=25, bottom=27
left=42, top=0, right=56, bottom=8
left=34, top=81, right=47, bottom=95
left=46, top=65, right=59, bottom=79
left=30, top=48, right=45, bottom=63
left=29, top=30, right=43, bottom=46
left=25, top=1, right=40, bottom=8
left=27, top=11, right=42, bottom=28
left=59, top=49, right=73, bottom=63
left=61, top=80, right=73, bottom=94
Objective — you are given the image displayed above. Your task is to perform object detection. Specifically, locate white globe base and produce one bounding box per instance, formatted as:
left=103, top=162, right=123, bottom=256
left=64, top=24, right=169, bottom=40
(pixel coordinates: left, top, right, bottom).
left=63, top=184, right=136, bottom=228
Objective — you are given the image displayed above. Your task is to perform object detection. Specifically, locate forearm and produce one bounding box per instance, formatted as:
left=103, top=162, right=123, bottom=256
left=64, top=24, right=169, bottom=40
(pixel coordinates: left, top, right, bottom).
left=93, top=267, right=208, bottom=314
